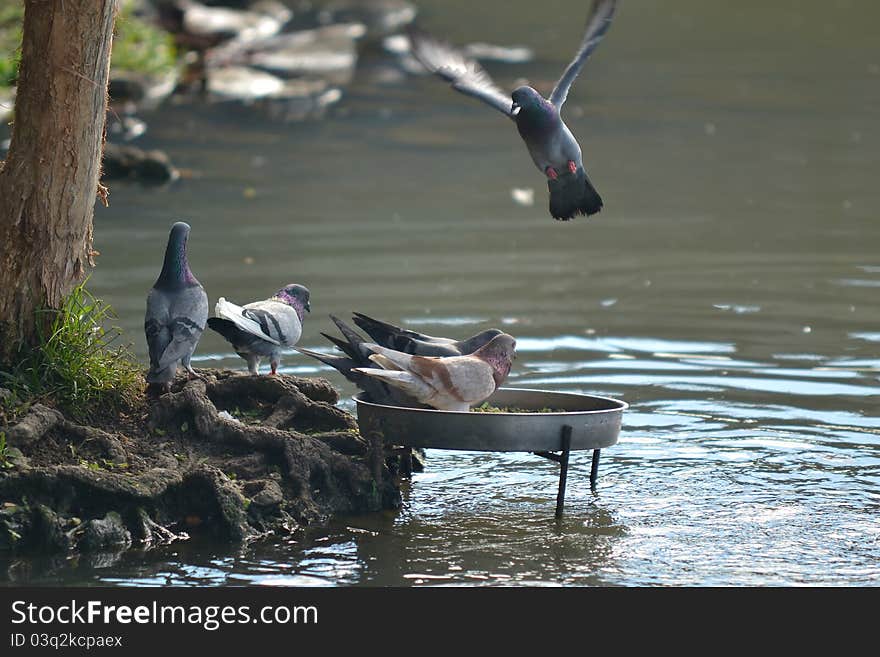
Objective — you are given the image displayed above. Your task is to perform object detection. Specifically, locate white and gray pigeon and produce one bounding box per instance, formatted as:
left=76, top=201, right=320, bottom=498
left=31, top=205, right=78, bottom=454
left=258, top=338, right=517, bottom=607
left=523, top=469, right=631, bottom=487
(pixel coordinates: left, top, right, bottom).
left=207, top=284, right=310, bottom=375
left=352, top=311, right=503, bottom=357
left=409, top=0, right=617, bottom=221
left=144, top=221, right=209, bottom=394
left=353, top=333, right=517, bottom=412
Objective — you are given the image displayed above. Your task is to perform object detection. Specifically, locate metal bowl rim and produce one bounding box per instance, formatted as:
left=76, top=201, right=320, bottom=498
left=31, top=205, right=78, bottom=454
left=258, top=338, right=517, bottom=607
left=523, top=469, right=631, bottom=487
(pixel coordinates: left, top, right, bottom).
left=352, top=387, right=628, bottom=416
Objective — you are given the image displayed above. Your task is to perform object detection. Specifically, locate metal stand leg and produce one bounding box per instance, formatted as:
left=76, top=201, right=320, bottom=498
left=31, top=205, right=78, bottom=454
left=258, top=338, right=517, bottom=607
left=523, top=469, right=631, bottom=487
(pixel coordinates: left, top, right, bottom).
left=590, top=449, right=601, bottom=490
left=555, top=426, right=572, bottom=518
left=534, top=425, right=573, bottom=518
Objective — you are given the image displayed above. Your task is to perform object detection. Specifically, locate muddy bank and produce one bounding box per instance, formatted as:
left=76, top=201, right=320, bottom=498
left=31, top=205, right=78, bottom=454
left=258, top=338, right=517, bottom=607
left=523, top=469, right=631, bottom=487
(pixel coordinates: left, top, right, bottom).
left=0, top=370, right=402, bottom=558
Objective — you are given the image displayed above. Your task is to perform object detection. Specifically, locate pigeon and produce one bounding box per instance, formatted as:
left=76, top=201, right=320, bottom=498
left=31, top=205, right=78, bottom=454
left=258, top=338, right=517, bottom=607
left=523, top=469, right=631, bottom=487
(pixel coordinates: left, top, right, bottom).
left=409, top=0, right=617, bottom=220
left=353, top=333, right=517, bottom=412
left=207, top=283, right=310, bottom=375
left=352, top=312, right=504, bottom=357
left=144, top=222, right=209, bottom=394
left=295, top=315, right=420, bottom=406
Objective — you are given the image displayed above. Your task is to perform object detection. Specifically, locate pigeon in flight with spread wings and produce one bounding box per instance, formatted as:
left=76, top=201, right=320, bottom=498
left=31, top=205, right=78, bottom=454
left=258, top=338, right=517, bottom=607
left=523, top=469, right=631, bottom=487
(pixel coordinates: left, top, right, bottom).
left=409, top=0, right=618, bottom=220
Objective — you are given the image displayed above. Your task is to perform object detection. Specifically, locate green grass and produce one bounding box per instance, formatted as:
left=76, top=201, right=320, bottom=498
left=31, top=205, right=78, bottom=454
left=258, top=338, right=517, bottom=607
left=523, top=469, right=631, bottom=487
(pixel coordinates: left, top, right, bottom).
left=0, top=281, right=143, bottom=421
left=0, top=431, right=13, bottom=469
left=112, top=1, right=176, bottom=77
left=0, top=1, right=176, bottom=92
left=0, top=4, right=22, bottom=90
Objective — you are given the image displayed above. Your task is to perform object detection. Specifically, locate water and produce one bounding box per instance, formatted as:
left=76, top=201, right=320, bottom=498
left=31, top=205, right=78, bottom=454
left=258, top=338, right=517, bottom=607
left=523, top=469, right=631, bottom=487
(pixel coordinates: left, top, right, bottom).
left=3, top=0, right=880, bottom=586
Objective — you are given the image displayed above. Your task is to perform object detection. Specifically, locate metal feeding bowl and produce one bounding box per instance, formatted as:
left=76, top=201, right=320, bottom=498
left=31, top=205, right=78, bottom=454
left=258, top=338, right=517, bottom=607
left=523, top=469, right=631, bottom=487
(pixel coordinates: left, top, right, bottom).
left=353, top=388, right=628, bottom=516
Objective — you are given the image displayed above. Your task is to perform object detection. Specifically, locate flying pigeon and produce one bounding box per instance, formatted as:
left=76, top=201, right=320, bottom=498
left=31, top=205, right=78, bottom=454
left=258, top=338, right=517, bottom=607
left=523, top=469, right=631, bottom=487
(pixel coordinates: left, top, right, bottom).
left=409, top=0, right=617, bottom=220
left=295, top=315, right=421, bottom=406
left=144, top=222, right=209, bottom=394
left=351, top=312, right=504, bottom=357
left=207, top=284, right=310, bottom=375
left=353, top=333, right=517, bottom=412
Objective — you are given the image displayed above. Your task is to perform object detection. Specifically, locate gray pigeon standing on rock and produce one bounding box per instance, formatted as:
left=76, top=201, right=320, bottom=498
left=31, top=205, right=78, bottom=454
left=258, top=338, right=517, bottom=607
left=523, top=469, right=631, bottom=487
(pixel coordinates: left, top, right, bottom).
left=207, top=284, right=310, bottom=375
left=352, top=312, right=503, bottom=357
left=144, top=221, right=209, bottom=394
left=353, top=333, right=517, bottom=412
left=409, top=0, right=617, bottom=220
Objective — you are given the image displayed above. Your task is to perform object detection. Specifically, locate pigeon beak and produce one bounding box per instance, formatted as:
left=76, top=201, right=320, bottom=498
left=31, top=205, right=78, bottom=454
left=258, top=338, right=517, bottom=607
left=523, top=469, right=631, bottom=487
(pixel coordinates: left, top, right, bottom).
left=305, top=301, right=311, bottom=313
left=511, top=102, right=521, bottom=116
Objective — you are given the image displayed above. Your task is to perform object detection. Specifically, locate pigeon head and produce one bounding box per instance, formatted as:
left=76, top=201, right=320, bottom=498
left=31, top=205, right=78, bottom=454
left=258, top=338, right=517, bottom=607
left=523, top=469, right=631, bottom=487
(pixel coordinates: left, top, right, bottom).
left=511, top=86, right=547, bottom=114
left=155, top=221, right=199, bottom=289
left=475, top=333, right=517, bottom=387
left=459, top=328, right=505, bottom=353
left=511, top=86, right=556, bottom=133
left=274, top=283, right=311, bottom=320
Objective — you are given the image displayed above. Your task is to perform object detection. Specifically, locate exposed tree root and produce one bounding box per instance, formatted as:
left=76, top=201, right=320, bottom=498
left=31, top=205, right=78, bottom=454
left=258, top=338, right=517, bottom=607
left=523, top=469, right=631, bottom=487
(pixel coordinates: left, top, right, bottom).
left=0, top=370, right=402, bottom=559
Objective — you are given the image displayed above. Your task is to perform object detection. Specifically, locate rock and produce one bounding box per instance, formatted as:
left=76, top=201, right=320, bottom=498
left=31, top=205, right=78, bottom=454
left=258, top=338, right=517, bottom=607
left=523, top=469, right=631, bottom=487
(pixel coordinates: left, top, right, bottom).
left=103, top=142, right=179, bottom=183
left=207, top=64, right=285, bottom=99
left=4, top=447, right=29, bottom=470
left=250, top=480, right=283, bottom=508
left=109, top=69, right=179, bottom=111
left=180, top=0, right=289, bottom=43
left=317, top=0, right=416, bottom=39
left=29, top=505, right=71, bottom=553
left=210, top=24, right=366, bottom=86
left=79, top=512, right=132, bottom=552
left=135, top=149, right=178, bottom=183
left=263, top=81, right=343, bottom=122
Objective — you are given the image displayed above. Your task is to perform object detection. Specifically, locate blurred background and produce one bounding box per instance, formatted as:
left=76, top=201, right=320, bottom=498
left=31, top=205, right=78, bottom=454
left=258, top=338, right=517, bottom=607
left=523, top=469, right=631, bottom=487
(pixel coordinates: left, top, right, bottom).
left=1, top=0, right=878, bottom=585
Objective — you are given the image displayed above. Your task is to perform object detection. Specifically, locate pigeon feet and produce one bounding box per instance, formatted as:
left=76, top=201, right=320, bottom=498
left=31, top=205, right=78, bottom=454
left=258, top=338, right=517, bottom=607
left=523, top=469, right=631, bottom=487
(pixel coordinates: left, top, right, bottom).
left=186, top=367, right=207, bottom=382
left=567, top=160, right=577, bottom=174
left=545, top=166, right=558, bottom=180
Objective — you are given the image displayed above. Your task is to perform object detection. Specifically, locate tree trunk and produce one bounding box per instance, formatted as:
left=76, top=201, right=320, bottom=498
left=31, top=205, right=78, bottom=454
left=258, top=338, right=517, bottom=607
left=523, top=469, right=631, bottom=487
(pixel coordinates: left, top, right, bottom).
left=0, top=0, right=118, bottom=364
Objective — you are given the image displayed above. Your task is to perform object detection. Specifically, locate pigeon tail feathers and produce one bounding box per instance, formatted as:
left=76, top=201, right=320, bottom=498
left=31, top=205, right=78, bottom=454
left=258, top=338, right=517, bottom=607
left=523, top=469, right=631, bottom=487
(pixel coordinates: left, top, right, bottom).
left=352, top=367, right=435, bottom=401
left=207, top=316, right=252, bottom=345
left=548, top=167, right=603, bottom=220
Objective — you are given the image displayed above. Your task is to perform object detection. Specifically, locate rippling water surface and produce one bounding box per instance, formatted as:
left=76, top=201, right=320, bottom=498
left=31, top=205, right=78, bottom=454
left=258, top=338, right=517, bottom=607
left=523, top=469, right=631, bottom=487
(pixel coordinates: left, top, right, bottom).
left=3, top=0, right=879, bottom=586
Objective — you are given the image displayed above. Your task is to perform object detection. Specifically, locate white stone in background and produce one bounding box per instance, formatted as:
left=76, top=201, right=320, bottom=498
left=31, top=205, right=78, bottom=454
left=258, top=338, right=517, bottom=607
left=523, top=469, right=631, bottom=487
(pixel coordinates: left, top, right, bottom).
left=210, top=24, right=366, bottom=86
left=207, top=65, right=285, bottom=100
left=181, top=0, right=286, bottom=43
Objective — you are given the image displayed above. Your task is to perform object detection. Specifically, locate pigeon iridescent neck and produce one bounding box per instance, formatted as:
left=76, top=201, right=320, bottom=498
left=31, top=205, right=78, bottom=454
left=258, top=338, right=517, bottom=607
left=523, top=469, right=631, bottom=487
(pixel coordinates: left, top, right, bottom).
left=512, top=86, right=558, bottom=137
left=155, top=222, right=199, bottom=289
left=273, top=284, right=310, bottom=322
left=476, top=334, right=517, bottom=386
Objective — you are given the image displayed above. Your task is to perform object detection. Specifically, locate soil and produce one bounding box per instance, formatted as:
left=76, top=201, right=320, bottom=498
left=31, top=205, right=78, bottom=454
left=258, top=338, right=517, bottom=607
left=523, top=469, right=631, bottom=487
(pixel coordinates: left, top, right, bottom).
left=0, top=369, right=402, bottom=557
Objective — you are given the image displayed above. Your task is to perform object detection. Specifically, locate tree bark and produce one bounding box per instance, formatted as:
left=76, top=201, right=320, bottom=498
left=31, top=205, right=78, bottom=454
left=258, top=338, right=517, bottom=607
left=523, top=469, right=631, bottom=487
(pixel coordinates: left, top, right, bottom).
left=0, top=0, right=118, bottom=364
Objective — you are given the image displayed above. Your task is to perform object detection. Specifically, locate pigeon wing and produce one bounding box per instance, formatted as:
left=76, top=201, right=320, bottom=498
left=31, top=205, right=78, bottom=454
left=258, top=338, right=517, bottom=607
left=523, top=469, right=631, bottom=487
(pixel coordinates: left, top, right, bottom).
left=155, top=286, right=208, bottom=370
left=215, top=297, right=282, bottom=346
left=408, top=29, right=514, bottom=118
left=408, top=355, right=495, bottom=404
left=549, top=0, right=617, bottom=109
